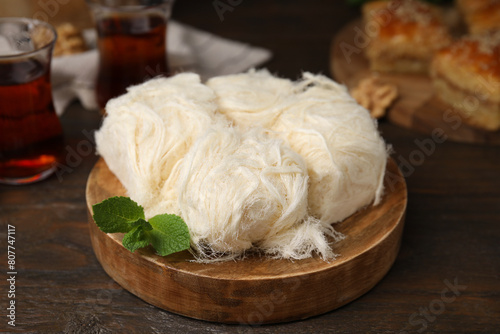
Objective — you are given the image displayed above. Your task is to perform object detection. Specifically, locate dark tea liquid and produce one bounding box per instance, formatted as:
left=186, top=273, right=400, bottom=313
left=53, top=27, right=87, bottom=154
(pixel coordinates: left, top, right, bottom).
left=0, top=59, right=63, bottom=182
left=96, top=13, right=168, bottom=109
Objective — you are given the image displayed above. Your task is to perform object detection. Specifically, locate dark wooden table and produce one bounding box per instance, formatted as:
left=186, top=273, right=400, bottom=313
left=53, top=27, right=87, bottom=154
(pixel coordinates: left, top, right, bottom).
left=1, top=1, right=499, bottom=333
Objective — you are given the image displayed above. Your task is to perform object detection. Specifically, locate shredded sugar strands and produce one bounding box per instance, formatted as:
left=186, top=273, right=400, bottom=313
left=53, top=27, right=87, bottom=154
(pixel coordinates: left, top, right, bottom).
left=95, top=70, right=388, bottom=262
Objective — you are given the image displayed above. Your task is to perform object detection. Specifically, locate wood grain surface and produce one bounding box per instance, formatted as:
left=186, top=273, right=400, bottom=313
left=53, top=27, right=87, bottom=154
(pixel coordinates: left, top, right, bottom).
left=331, top=19, right=500, bottom=146
left=85, top=158, right=406, bottom=324
left=1, top=1, right=499, bottom=333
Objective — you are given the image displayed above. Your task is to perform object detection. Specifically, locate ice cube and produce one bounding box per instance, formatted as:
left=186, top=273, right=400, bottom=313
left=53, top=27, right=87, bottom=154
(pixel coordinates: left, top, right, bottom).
left=0, top=35, right=23, bottom=56
left=0, top=22, right=35, bottom=56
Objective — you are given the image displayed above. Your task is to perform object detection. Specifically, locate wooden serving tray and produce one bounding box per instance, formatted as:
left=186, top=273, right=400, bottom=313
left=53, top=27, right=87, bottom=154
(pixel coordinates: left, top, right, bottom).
left=86, top=158, right=407, bottom=324
left=331, top=19, right=500, bottom=146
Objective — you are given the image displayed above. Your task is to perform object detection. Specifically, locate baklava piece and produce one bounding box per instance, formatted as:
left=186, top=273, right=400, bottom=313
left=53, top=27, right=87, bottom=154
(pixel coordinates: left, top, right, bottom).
left=430, top=32, right=500, bottom=131
left=456, top=0, right=500, bottom=35
left=363, top=0, right=452, bottom=73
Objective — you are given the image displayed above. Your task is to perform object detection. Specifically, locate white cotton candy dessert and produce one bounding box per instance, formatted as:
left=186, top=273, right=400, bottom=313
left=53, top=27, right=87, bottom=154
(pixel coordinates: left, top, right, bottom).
left=271, top=73, right=388, bottom=224
left=95, top=73, right=217, bottom=217
left=94, top=70, right=388, bottom=262
left=205, top=70, right=388, bottom=225
left=176, top=124, right=341, bottom=261
left=206, top=68, right=294, bottom=128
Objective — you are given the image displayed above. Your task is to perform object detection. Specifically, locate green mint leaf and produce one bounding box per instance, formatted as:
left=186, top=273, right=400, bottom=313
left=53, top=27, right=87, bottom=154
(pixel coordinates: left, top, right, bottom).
left=92, top=196, right=191, bottom=256
left=92, top=196, right=145, bottom=233
left=148, top=214, right=190, bottom=256
left=122, top=225, right=151, bottom=253
left=130, top=218, right=153, bottom=231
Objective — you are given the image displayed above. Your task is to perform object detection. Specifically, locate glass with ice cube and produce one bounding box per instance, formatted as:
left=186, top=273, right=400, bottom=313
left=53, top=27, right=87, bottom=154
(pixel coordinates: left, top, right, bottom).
left=0, top=18, right=63, bottom=185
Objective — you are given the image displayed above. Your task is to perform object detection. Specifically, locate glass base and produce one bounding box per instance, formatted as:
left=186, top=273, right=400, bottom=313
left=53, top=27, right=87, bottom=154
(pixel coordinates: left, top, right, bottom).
left=0, top=165, right=57, bottom=185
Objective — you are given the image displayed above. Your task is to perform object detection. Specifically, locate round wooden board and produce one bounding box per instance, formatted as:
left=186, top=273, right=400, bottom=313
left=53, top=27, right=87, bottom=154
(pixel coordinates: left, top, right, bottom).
left=330, top=19, right=500, bottom=146
left=86, top=158, right=407, bottom=324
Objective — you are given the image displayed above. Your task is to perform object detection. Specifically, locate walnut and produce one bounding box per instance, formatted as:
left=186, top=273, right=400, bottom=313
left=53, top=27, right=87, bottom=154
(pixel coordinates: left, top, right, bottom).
left=350, top=76, right=398, bottom=119
left=53, top=23, right=87, bottom=57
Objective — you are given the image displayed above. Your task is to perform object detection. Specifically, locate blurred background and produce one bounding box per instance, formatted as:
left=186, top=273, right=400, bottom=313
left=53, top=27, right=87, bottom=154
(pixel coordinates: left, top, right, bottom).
left=0, top=0, right=92, bottom=29
left=0, top=0, right=360, bottom=79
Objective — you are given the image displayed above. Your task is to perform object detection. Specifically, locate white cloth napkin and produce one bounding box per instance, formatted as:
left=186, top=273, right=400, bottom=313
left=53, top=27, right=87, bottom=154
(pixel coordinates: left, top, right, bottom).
left=51, top=20, right=272, bottom=115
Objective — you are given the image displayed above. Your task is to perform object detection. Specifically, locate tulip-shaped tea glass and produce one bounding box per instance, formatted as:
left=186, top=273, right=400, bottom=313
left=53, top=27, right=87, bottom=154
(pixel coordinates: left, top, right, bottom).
left=0, top=18, right=64, bottom=185
left=86, top=0, right=174, bottom=111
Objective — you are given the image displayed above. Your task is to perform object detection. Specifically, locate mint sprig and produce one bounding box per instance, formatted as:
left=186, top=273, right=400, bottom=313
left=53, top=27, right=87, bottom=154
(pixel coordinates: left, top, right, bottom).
left=92, top=196, right=190, bottom=256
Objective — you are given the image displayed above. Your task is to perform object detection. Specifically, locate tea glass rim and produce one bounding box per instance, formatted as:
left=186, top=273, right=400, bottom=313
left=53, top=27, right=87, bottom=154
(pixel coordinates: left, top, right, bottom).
left=85, top=0, right=175, bottom=11
left=0, top=17, right=57, bottom=60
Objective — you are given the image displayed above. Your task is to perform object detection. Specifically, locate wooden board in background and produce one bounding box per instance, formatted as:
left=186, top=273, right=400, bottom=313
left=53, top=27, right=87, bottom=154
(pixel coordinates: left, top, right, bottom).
left=86, top=158, right=407, bottom=324
left=331, top=19, right=500, bottom=146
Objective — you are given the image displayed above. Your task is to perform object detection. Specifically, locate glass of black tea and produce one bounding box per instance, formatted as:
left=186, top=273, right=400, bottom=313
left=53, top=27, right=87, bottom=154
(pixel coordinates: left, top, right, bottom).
left=86, top=0, right=175, bottom=112
left=0, top=18, right=64, bottom=185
